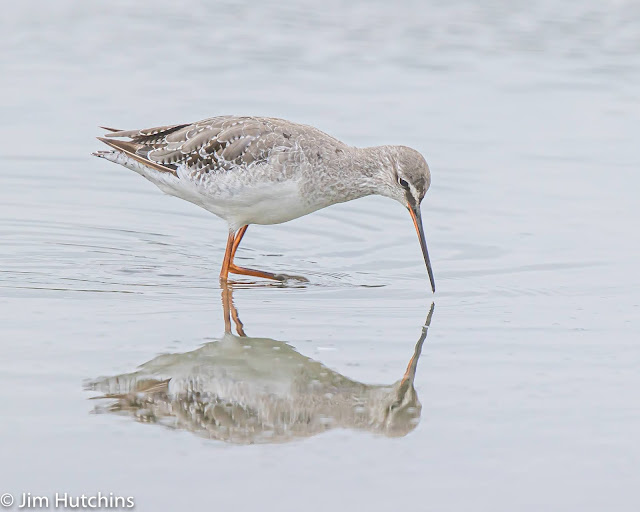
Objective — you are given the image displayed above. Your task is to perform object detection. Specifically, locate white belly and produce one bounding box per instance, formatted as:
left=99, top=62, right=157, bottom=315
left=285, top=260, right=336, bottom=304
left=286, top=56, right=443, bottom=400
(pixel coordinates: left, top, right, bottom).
left=106, top=152, right=321, bottom=231
left=198, top=179, right=316, bottom=231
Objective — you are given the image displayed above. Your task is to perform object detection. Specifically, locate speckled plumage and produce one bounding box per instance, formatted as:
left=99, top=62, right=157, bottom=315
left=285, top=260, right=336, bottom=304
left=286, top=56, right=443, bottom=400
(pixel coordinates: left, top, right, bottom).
left=94, top=115, right=435, bottom=289
left=87, top=299, right=434, bottom=444
left=94, top=115, right=429, bottom=229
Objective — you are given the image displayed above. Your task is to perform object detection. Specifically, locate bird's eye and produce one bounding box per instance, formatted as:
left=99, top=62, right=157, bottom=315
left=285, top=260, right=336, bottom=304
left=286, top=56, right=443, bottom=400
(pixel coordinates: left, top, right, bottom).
left=398, top=177, right=409, bottom=189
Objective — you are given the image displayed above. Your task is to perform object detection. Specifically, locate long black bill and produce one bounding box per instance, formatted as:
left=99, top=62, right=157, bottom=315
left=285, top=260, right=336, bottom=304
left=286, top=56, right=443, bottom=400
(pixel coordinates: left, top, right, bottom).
left=408, top=204, right=436, bottom=293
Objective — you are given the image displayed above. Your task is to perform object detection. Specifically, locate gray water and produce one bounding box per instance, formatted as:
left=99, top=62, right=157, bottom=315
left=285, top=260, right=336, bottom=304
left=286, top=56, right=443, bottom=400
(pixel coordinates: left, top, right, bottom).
left=1, top=1, right=639, bottom=510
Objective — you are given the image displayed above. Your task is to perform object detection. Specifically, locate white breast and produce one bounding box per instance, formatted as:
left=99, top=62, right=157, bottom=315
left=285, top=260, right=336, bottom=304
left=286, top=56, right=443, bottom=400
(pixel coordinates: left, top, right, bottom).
left=106, top=152, right=320, bottom=231
left=173, top=166, right=317, bottom=231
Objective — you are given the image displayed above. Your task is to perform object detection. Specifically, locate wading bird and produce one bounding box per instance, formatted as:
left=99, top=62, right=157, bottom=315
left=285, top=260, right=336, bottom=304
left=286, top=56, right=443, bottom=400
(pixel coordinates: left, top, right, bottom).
left=87, top=285, right=435, bottom=444
left=94, top=116, right=435, bottom=290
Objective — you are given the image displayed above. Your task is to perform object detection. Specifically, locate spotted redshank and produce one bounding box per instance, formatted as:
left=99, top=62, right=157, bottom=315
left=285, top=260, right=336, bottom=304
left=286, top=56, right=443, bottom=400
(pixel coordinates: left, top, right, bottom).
left=93, top=116, right=435, bottom=291
left=87, top=284, right=435, bottom=443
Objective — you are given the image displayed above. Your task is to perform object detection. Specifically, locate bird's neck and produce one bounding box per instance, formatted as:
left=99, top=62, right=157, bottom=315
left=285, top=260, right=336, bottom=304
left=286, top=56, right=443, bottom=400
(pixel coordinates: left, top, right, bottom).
left=353, top=144, right=397, bottom=177
left=299, top=145, right=395, bottom=208
left=347, top=145, right=397, bottom=195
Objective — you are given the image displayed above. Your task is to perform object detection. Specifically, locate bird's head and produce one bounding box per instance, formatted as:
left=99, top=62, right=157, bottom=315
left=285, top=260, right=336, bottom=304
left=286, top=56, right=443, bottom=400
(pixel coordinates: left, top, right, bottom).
left=383, top=146, right=432, bottom=206
left=375, top=146, right=435, bottom=292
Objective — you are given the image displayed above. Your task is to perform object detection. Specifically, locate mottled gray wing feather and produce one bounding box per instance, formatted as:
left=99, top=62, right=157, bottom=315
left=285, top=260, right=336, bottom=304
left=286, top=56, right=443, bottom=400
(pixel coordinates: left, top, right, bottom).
left=101, top=116, right=312, bottom=175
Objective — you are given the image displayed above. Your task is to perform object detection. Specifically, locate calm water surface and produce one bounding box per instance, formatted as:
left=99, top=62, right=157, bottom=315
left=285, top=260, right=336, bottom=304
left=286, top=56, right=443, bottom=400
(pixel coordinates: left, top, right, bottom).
left=1, top=1, right=639, bottom=511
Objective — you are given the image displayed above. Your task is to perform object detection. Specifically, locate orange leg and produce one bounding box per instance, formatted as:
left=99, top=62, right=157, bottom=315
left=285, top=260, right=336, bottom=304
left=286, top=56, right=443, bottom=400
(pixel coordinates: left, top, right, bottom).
left=229, top=263, right=284, bottom=280
left=230, top=225, right=248, bottom=261
left=230, top=302, right=246, bottom=336
left=222, top=284, right=232, bottom=333
left=221, top=282, right=246, bottom=336
left=219, top=226, right=285, bottom=282
left=219, top=232, right=235, bottom=282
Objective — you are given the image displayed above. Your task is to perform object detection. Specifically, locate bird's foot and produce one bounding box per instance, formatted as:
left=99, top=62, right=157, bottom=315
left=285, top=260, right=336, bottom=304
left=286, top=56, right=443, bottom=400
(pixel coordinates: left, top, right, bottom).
left=272, top=273, right=309, bottom=283
left=226, top=264, right=308, bottom=283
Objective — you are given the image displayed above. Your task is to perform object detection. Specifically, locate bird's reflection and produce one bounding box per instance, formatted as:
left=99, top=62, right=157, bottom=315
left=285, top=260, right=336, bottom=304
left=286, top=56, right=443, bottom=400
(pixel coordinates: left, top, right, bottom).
left=87, top=286, right=435, bottom=444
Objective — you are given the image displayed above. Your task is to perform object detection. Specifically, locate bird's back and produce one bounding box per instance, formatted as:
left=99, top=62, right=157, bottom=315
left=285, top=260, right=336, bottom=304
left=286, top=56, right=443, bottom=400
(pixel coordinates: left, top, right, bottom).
left=98, top=115, right=347, bottom=178
left=95, top=116, right=358, bottom=228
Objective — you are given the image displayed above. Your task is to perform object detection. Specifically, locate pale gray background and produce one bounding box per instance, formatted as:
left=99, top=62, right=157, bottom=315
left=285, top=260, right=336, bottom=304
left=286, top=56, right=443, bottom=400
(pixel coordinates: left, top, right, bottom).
left=1, top=1, right=639, bottom=511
